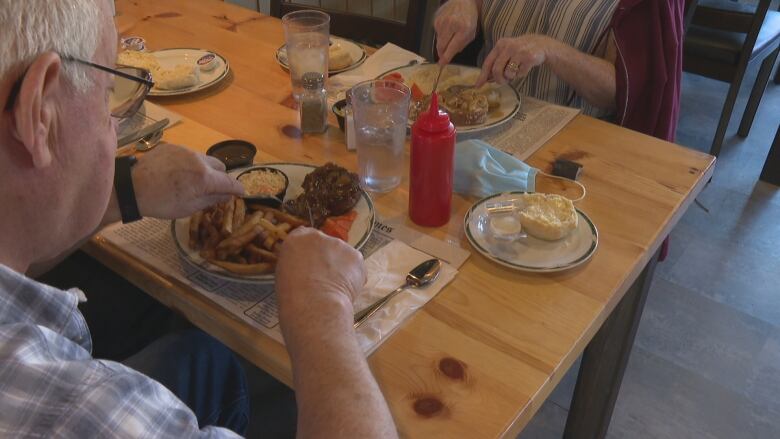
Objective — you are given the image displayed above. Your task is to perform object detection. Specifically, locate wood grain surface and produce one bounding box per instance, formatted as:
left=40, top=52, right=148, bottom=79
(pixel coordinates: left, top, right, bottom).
left=87, top=1, right=717, bottom=437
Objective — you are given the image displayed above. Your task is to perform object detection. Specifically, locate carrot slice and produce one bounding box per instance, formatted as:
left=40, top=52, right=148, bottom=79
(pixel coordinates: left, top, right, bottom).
left=320, top=210, right=357, bottom=242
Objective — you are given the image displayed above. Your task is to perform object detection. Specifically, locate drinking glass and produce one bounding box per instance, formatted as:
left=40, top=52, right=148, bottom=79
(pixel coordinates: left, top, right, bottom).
left=282, top=10, right=330, bottom=99
left=350, top=79, right=411, bottom=193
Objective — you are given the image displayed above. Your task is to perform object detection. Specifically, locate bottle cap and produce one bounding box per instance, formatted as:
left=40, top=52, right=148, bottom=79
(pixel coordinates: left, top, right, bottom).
left=301, top=72, right=324, bottom=89
left=415, top=92, right=452, bottom=133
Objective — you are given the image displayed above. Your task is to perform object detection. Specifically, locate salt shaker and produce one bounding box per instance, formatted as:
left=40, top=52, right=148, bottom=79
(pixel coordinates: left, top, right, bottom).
left=299, top=72, right=328, bottom=134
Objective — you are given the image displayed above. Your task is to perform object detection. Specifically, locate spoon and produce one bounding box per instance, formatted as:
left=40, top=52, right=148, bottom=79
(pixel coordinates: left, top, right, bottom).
left=353, top=258, right=442, bottom=329
left=135, top=128, right=164, bottom=152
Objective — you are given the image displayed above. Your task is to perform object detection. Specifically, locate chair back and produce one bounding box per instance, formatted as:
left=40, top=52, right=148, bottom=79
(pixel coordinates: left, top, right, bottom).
left=270, top=0, right=426, bottom=52
left=692, top=0, right=772, bottom=37
left=684, top=0, right=701, bottom=34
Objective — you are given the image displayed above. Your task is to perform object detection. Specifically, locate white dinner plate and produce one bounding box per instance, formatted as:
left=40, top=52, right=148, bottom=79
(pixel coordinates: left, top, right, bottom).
left=377, top=62, right=521, bottom=135
left=147, top=48, right=230, bottom=97
left=275, top=37, right=367, bottom=75
left=464, top=192, right=598, bottom=273
left=172, top=163, right=375, bottom=283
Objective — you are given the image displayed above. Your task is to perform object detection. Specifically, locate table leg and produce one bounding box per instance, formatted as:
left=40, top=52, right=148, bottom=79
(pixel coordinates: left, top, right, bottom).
left=562, top=250, right=660, bottom=439
left=759, top=124, right=780, bottom=186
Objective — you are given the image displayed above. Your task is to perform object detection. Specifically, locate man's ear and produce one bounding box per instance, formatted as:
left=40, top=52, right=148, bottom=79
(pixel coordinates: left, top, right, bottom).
left=10, top=52, right=62, bottom=169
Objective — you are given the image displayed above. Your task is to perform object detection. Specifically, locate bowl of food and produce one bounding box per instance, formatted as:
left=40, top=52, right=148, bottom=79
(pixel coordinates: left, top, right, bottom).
left=207, top=139, right=257, bottom=171
left=236, top=166, right=289, bottom=208
left=332, top=99, right=347, bottom=131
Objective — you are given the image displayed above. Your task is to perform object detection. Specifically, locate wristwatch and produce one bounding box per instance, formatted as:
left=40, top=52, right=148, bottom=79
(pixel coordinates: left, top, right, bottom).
left=114, top=156, right=142, bottom=223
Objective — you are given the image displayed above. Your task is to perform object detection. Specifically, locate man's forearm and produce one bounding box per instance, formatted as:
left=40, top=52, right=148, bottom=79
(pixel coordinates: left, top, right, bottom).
left=283, top=298, right=398, bottom=439
left=545, top=39, right=616, bottom=111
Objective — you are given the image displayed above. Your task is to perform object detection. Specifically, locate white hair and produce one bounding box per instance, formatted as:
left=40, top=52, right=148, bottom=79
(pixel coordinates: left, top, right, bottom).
left=0, top=0, right=103, bottom=92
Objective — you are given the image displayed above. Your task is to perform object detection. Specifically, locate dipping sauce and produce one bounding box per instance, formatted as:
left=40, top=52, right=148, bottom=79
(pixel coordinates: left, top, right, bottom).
left=206, top=140, right=256, bottom=171
left=197, top=53, right=218, bottom=72
left=239, top=169, right=287, bottom=196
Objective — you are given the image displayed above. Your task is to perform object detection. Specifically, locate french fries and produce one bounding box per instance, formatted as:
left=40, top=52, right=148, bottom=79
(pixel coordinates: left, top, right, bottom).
left=187, top=197, right=306, bottom=275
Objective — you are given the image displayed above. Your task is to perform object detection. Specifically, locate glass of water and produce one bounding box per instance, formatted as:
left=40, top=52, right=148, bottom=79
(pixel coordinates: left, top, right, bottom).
left=349, top=79, right=411, bottom=193
left=282, top=10, right=330, bottom=99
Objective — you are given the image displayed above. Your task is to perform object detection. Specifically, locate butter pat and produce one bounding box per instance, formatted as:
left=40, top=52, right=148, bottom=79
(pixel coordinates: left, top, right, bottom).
left=489, top=214, right=523, bottom=239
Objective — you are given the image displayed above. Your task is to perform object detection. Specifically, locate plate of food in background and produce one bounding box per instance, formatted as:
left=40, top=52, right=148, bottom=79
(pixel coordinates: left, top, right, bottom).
left=172, top=162, right=375, bottom=283
left=117, top=48, right=230, bottom=96
left=378, top=63, right=521, bottom=135
left=275, top=36, right=367, bottom=74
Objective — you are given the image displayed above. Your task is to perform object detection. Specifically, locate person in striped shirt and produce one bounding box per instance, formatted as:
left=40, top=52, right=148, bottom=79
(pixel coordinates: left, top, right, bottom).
left=434, top=0, right=685, bottom=142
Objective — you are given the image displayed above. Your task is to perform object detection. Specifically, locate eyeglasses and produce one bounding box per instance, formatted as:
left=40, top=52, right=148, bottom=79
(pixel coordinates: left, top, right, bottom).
left=3, top=55, right=155, bottom=119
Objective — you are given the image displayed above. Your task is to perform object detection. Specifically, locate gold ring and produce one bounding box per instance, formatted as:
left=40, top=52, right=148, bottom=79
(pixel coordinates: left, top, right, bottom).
left=507, top=61, right=520, bottom=71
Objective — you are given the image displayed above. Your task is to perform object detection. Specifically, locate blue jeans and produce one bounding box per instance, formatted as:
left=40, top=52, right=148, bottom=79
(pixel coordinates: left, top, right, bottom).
left=124, top=329, right=250, bottom=436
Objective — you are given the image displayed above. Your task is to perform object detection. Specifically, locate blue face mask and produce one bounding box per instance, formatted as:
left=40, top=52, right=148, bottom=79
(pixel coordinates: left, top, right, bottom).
left=454, top=139, right=538, bottom=198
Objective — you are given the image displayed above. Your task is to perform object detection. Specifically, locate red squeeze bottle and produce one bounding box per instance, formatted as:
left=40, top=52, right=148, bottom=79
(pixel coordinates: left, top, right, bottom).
left=409, top=92, right=456, bottom=227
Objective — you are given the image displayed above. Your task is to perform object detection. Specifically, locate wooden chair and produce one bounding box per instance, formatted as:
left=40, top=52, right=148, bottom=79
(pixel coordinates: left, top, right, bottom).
left=269, top=0, right=427, bottom=52
left=760, top=122, right=780, bottom=186
left=683, top=0, right=780, bottom=156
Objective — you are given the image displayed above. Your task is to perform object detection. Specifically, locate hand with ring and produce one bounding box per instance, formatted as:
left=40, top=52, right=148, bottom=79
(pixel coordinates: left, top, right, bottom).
left=476, top=35, right=559, bottom=87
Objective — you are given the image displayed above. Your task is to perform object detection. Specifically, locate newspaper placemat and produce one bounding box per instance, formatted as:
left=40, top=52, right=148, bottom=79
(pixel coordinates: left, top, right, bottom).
left=464, top=96, right=581, bottom=161
left=97, top=216, right=469, bottom=355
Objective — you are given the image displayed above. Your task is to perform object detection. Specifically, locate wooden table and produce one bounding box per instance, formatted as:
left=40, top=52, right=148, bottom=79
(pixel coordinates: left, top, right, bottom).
left=90, top=1, right=716, bottom=437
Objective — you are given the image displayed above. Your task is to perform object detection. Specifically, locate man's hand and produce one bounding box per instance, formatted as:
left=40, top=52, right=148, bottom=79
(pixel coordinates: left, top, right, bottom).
left=434, top=0, right=480, bottom=65
left=132, top=143, right=245, bottom=219
left=275, top=228, right=397, bottom=439
left=275, top=228, right=366, bottom=338
left=476, top=35, right=558, bottom=87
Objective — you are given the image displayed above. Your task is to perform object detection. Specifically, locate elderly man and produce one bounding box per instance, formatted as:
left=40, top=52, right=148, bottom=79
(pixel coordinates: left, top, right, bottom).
left=0, top=1, right=397, bottom=438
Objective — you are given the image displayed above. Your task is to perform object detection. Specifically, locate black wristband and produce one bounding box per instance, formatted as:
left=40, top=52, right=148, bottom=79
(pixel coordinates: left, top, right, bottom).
left=114, top=156, right=142, bottom=223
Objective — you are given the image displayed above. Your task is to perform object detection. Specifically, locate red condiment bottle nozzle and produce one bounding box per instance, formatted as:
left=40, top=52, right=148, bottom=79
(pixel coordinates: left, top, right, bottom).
left=416, top=92, right=451, bottom=132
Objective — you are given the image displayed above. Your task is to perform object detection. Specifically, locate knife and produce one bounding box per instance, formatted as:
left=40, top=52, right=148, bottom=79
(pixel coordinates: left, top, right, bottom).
left=117, top=117, right=170, bottom=147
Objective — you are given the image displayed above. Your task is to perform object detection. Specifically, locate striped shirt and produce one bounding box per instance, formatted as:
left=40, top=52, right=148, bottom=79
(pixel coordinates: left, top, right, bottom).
left=0, top=264, right=240, bottom=438
left=480, top=0, right=619, bottom=116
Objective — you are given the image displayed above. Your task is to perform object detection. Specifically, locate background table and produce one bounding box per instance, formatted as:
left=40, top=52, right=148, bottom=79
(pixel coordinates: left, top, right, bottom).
left=91, top=1, right=717, bottom=437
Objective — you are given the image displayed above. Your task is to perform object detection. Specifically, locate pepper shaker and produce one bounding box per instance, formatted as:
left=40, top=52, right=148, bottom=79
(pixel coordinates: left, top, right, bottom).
left=299, top=72, right=328, bottom=134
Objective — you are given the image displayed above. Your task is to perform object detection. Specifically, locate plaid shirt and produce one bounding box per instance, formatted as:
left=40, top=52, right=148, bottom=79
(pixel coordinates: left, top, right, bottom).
left=0, top=264, right=241, bottom=438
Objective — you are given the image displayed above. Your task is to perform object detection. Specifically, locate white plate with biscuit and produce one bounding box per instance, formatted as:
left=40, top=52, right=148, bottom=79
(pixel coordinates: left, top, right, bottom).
left=464, top=192, right=598, bottom=273
left=275, top=37, right=367, bottom=74
left=118, top=48, right=230, bottom=97
left=377, top=63, right=521, bottom=135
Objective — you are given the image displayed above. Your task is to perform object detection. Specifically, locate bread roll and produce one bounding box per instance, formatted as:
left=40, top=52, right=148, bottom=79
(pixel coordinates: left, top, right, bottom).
left=329, top=43, right=353, bottom=70
left=117, top=50, right=160, bottom=73
left=154, top=64, right=200, bottom=90
left=517, top=193, right=578, bottom=241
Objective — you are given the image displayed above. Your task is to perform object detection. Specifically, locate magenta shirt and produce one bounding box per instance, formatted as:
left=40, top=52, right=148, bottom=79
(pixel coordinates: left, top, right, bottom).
left=611, top=0, right=685, bottom=142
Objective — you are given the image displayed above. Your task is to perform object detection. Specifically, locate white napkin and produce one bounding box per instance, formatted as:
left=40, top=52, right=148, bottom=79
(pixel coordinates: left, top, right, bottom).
left=328, top=43, right=426, bottom=104
left=356, top=240, right=457, bottom=355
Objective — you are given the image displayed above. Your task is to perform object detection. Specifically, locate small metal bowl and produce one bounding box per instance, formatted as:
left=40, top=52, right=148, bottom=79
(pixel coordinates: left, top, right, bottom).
left=236, top=167, right=289, bottom=209
left=207, top=140, right=257, bottom=171
left=332, top=99, right=347, bottom=132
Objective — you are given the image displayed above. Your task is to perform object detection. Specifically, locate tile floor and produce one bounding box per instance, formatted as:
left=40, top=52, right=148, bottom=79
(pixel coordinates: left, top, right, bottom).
left=518, top=66, right=780, bottom=438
